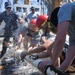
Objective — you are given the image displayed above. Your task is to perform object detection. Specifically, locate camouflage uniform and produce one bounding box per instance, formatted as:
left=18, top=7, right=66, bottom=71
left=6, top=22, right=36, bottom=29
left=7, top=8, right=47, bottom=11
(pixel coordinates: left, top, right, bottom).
left=0, top=10, right=19, bottom=58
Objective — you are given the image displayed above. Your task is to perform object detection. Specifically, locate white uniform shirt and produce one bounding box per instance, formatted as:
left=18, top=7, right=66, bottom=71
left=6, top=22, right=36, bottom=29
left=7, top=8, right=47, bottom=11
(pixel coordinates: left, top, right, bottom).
left=25, top=12, right=39, bottom=22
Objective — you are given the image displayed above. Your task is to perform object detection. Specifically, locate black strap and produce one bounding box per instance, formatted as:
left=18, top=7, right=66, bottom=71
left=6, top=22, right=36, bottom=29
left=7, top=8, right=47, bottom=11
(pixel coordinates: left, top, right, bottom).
left=44, top=65, right=70, bottom=75
left=50, top=65, right=69, bottom=75
left=44, top=65, right=51, bottom=75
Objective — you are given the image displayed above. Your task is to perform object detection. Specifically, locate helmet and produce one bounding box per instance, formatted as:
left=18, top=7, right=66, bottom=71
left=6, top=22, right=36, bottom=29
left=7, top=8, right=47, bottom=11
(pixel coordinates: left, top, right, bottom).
left=30, top=19, right=36, bottom=26
left=36, top=15, right=48, bottom=28
left=5, top=2, right=12, bottom=9
left=28, top=19, right=38, bottom=32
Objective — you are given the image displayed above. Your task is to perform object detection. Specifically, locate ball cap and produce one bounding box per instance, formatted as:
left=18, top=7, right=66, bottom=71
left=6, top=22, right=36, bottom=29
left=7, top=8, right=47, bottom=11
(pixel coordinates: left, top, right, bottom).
left=36, top=15, right=48, bottom=28
left=30, top=7, right=35, bottom=10
left=50, top=7, right=60, bottom=27
left=5, top=2, right=12, bottom=9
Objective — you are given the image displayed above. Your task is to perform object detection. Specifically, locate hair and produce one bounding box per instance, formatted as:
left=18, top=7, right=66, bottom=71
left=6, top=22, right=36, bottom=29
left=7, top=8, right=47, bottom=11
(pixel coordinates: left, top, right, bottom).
left=50, top=7, right=60, bottom=27
left=30, top=7, right=35, bottom=10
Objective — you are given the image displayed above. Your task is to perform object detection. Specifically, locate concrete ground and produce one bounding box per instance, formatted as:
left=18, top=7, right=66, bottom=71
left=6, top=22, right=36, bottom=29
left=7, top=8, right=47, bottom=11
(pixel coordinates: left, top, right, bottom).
left=0, top=37, right=43, bottom=75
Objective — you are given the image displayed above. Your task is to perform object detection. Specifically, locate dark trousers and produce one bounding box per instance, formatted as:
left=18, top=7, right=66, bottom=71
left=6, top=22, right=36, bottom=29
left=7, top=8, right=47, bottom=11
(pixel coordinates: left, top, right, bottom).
left=0, top=31, right=12, bottom=58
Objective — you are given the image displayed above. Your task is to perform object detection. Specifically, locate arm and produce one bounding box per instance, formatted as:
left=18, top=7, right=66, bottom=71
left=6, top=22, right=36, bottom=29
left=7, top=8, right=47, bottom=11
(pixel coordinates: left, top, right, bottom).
left=20, top=45, right=46, bottom=59
left=37, top=52, right=49, bottom=58
left=27, top=37, right=54, bottom=54
left=0, top=13, right=4, bottom=25
left=52, top=21, right=69, bottom=66
left=17, top=34, right=23, bottom=46
left=27, top=45, right=46, bottom=55
left=23, top=35, right=32, bottom=50
left=21, top=44, right=46, bottom=58
left=18, top=17, right=24, bottom=24
left=21, top=39, right=54, bottom=58
left=21, top=36, right=54, bottom=59
left=15, top=13, right=24, bottom=24
left=25, top=14, right=29, bottom=22
left=25, top=18, right=28, bottom=22
left=28, top=51, right=50, bottom=60
left=14, top=28, right=26, bottom=49
left=14, top=33, right=23, bottom=49
left=15, top=26, right=27, bottom=49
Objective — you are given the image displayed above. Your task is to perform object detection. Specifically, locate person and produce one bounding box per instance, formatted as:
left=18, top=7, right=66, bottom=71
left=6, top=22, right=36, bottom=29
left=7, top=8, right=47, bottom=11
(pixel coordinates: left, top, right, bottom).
left=22, top=15, right=68, bottom=55
left=14, top=14, right=70, bottom=75
left=68, top=0, right=73, bottom=2
left=15, top=6, right=39, bottom=49
left=14, top=22, right=27, bottom=49
left=0, top=2, right=24, bottom=59
left=13, top=16, right=25, bottom=47
left=36, top=7, right=75, bottom=75
left=19, top=15, right=60, bottom=66
left=50, top=2, right=75, bottom=72
left=23, top=19, right=42, bottom=51
left=25, top=6, right=39, bottom=23
left=21, top=15, right=55, bottom=54
left=15, top=19, right=42, bottom=50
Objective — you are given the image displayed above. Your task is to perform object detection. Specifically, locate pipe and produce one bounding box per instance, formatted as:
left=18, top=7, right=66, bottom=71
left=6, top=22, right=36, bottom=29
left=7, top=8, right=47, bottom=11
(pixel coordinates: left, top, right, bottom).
left=46, top=67, right=55, bottom=75
left=25, top=55, right=42, bottom=68
left=25, top=55, right=56, bottom=75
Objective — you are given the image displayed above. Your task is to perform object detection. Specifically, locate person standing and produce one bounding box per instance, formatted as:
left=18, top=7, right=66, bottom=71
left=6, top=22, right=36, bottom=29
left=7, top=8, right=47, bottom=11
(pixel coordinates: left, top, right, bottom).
left=0, top=2, right=24, bottom=59
left=25, top=6, right=39, bottom=23
left=50, top=2, right=75, bottom=72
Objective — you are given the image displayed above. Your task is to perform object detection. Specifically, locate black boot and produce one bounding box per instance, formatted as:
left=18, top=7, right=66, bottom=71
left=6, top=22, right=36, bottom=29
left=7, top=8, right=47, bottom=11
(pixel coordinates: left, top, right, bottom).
left=0, top=46, right=7, bottom=59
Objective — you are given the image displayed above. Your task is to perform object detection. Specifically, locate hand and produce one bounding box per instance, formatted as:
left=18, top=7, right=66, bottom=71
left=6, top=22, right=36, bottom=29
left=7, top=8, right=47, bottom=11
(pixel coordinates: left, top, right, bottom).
left=20, top=19, right=25, bottom=24
left=14, top=50, right=22, bottom=60
left=20, top=51, right=30, bottom=60
left=14, top=45, right=19, bottom=50
left=41, top=36, right=47, bottom=42
left=28, top=47, right=33, bottom=51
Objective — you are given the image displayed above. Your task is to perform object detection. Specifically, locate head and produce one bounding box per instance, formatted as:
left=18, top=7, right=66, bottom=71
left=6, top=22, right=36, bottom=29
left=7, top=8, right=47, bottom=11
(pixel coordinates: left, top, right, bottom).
left=36, top=15, right=50, bottom=33
left=28, top=19, right=38, bottom=32
left=49, top=7, right=60, bottom=33
left=5, top=2, right=12, bottom=11
left=27, top=19, right=38, bottom=37
left=30, top=7, right=35, bottom=13
left=50, top=7, right=60, bottom=28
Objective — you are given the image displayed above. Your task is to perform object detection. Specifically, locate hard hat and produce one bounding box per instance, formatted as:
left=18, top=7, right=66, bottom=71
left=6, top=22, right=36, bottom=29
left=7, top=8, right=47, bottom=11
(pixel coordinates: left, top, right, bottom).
left=5, top=2, right=12, bottom=9
left=29, top=19, right=38, bottom=32
left=30, top=19, right=37, bottom=26
left=36, top=15, right=48, bottom=28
